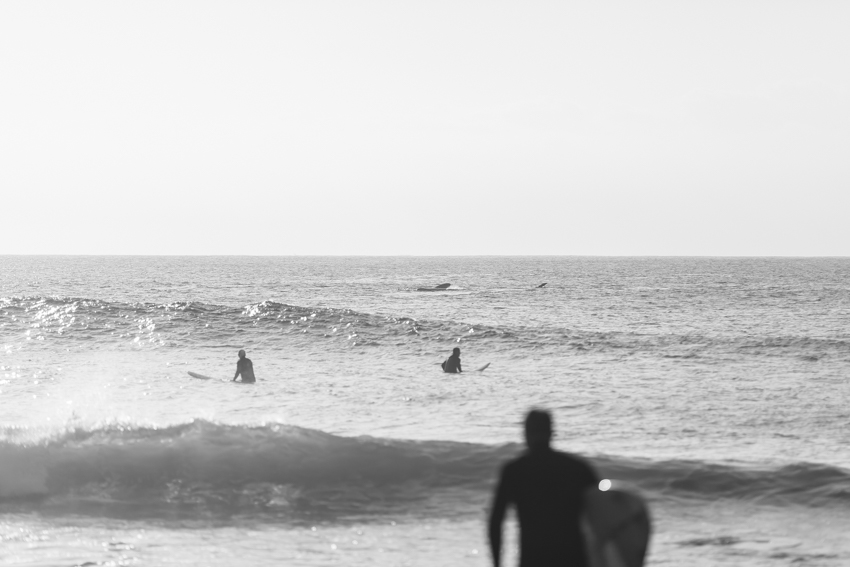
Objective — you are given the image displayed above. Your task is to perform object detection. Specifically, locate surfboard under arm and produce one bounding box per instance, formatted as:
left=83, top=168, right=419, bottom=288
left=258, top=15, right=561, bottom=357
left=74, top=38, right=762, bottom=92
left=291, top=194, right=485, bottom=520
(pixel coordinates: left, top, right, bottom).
left=582, top=483, right=651, bottom=567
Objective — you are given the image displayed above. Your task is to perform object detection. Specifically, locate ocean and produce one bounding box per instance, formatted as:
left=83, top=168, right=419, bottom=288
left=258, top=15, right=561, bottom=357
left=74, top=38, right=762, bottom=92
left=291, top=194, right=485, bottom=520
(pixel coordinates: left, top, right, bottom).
left=1, top=256, right=848, bottom=566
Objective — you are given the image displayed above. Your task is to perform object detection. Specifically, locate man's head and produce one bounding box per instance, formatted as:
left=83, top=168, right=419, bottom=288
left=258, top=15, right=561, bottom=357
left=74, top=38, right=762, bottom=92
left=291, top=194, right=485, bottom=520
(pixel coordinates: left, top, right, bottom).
left=238, top=349, right=246, bottom=359
left=524, top=409, right=553, bottom=450
left=452, top=347, right=461, bottom=356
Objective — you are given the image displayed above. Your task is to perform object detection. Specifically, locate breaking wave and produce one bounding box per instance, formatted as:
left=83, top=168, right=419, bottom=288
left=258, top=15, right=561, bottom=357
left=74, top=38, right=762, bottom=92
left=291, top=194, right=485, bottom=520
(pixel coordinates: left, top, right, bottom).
left=0, top=421, right=847, bottom=521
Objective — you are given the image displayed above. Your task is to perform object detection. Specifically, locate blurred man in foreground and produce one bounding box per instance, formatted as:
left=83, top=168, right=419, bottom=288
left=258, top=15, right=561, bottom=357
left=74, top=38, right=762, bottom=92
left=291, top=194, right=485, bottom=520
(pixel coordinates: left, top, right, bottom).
left=488, top=409, right=598, bottom=567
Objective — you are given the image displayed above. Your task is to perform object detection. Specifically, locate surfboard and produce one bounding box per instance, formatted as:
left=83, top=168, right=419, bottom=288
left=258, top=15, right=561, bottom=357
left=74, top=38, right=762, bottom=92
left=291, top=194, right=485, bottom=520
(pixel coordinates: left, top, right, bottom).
left=189, top=371, right=255, bottom=384
left=583, top=480, right=651, bottom=567
left=439, top=362, right=490, bottom=372
left=188, top=371, right=215, bottom=380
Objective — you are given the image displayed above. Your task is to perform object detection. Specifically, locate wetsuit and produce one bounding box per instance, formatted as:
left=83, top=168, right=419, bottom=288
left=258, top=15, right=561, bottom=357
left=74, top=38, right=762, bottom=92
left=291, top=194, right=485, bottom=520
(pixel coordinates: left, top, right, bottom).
left=489, top=448, right=598, bottom=567
left=235, top=357, right=256, bottom=383
left=442, top=354, right=462, bottom=373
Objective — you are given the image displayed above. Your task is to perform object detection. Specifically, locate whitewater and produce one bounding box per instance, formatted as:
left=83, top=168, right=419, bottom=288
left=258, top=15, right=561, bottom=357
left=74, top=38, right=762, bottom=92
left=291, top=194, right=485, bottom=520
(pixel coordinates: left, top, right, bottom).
left=1, top=256, right=848, bottom=567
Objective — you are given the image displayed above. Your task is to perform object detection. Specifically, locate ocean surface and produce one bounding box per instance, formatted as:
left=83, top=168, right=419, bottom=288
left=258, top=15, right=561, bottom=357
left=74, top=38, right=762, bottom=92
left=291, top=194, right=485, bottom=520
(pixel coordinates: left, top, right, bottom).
left=1, top=256, right=848, bottom=567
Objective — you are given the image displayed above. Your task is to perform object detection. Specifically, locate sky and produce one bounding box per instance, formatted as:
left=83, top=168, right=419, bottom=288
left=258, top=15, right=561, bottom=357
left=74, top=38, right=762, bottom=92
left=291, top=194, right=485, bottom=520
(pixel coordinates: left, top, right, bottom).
left=1, top=1, right=848, bottom=255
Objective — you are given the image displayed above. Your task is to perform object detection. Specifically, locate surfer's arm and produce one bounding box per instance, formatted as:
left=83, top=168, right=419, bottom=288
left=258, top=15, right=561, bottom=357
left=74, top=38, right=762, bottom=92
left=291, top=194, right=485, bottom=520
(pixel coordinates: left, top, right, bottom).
left=233, top=365, right=240, bottom=381
left=488, top=473, right=511, bottom=567
left=457, top=360, right=462, bottom=373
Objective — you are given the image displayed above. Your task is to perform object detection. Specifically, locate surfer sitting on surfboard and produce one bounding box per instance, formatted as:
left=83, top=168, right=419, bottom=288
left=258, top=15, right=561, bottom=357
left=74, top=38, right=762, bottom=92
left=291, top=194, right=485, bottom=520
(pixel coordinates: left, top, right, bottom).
left=488, top=409, right=599, bottom=567
left=441, top=347, right=462, bottom=373
left=232, top=349, right=256, bottom=383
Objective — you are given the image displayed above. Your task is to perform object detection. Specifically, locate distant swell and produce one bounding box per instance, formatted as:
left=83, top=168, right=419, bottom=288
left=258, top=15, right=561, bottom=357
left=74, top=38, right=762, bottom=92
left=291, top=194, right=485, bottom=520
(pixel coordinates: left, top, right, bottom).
left=0, top=421, right=847, bottom=520
left=3, top=296, right=848, bottom=357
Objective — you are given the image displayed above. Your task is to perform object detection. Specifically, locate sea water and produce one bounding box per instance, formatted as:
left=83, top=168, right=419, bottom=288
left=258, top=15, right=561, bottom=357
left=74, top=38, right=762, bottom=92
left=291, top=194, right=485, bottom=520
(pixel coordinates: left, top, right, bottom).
left=0, top=256, right=848, bottom=567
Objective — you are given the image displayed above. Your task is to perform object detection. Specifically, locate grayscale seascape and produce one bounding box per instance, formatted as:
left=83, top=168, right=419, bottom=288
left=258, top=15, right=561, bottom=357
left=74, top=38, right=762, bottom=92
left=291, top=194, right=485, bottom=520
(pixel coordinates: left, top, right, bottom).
left=3, top=1, right=848, bottom=565
left=1, top=256, right=848, bottom=566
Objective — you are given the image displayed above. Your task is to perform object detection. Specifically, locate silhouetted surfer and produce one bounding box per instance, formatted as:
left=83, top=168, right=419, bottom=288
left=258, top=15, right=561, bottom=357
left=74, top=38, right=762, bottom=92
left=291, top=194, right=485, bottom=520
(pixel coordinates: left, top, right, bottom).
left=441, top=347, right=462, bottom=373
left=488, top=409, right=598, bottom=567
left=232, top=349, right=256, bottom=383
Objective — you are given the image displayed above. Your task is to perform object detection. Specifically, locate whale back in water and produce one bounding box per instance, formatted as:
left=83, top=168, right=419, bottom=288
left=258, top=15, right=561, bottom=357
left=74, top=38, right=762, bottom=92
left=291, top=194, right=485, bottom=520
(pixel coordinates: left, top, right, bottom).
left=417, top=283, right=453, bottom=291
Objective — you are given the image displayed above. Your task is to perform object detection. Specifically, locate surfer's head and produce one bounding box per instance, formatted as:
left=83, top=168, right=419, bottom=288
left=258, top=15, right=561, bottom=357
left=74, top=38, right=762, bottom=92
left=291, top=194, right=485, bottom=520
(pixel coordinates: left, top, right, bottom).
left=238, top=349, right=246, bottom=358
left=452, top=347, right=460, bottom=356
left=524, top=409, right=552, bottom=450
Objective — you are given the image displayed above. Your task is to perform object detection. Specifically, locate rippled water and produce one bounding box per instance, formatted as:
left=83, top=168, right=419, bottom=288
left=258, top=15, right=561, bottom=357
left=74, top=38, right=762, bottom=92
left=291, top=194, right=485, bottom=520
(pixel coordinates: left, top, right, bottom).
left=1, top=256, right=848, bottom=566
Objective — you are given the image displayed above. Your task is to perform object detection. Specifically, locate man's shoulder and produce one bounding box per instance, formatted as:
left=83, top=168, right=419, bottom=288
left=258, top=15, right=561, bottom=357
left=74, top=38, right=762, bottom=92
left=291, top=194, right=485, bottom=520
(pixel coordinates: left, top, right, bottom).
left=552, top=449, right=596, bottom=470
left=506, top=449, right=596, bottom=474
left=499, top=451, right=529, bottom=476
left=552, top=449, right=592, bottom=463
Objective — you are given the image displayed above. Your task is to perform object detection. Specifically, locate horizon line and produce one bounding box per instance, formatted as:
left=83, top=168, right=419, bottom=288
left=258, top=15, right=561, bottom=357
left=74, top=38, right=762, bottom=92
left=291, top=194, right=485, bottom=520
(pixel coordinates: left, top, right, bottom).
left=2, top=254, right=849, bottom=259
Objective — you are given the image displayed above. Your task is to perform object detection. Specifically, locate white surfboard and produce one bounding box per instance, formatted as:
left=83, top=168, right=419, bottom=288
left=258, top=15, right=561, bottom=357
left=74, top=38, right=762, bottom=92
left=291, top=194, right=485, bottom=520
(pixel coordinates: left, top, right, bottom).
left=188, top=371, right=215, bottom=380
left=190, top=371, right=255, bottom=384
left=583, top=481, right=651, bottom=567
left=438, top=362, right=491, bottom=372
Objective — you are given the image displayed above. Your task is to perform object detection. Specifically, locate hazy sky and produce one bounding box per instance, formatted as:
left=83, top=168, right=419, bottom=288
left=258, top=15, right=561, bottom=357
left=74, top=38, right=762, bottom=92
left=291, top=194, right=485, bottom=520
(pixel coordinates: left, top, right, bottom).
left=1, top=1, right=848, bottom=255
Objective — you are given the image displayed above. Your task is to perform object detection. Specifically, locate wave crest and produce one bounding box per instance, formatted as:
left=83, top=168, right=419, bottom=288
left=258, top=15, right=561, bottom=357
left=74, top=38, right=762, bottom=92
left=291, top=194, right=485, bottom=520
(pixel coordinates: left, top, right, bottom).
left=1, top=421, right=847, bottom=520
left=3, top=296, right=849, bottom=357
